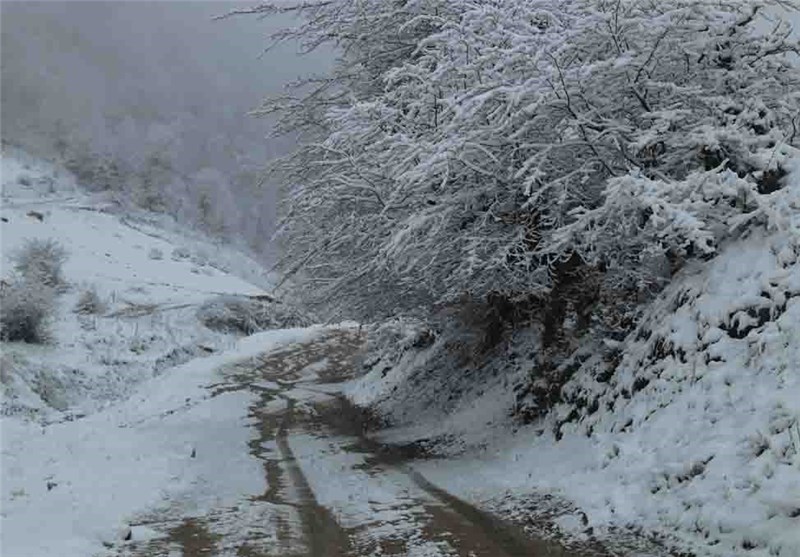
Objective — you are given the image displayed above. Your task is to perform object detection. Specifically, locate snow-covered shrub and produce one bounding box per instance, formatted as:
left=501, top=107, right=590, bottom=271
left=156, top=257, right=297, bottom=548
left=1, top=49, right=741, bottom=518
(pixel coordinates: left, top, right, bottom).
left=147, top=247, right=163, bottom=260
left=153, top=344, right=213, bottom=375
left=196, top=295, right=309, bottom=335
left=74, top=286, right=106, bottom=315
left=12, top=238, right=68, bottom=289
left=241, top=0, right=800, bottom=329
left=135, top=153, right=171, bottom=213
left=0, top=279, right=55, bottom=343
left=190, top=249, right=208, bottom=267
left=171, top=246, right=190, bottom=261
left=65, top=151, right=128, bottom=193
left=359, top=318, right=436, bottom=368
left=128, top=336, right=152, bottom=355
left=434, top=292, right=542, bottom=356
left=0, top=354, right=12, bottom=386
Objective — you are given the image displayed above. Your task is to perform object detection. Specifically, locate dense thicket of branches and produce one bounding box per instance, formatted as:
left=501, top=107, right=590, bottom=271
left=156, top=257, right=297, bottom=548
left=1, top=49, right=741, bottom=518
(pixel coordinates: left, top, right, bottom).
left=248, top=0, right=800, bottom=334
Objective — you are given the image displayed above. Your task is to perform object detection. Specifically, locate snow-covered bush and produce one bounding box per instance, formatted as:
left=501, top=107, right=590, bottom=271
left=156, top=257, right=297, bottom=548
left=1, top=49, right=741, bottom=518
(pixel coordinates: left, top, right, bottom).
left=147, top=247, right=163, bottom=260
left=190, top=249, right=208, bottom=267
left=12, top=238, right=68, bottom=289
left=241, top=0, right=800, bottom=330
left=64, top=150, right=128, bottom=193
left=360, top=318, right=437, bottom=369
left=0, top=279, right=55, bottom=343
left=196, top=294, right=309, bottom=335
left=74, top=286, right=106, bottom=315
left=171, top=246, right=190, bottom=261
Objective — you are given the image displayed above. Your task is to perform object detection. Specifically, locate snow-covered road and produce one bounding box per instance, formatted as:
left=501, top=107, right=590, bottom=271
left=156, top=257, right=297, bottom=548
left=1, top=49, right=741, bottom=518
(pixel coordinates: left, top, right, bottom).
left=1, top=146, right=583, bottom=557
left=111, top=329, right=583, bottom=557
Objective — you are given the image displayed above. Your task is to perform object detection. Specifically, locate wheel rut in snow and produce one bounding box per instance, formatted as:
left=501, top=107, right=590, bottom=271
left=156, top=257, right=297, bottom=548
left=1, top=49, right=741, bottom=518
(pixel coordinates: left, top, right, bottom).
left=275, top=397, right=353, bottom=557
left=115, top=329, right=598, bottom=556
left=255, top=330, right=591, bottom=556
left=306, top=394, right=585, bottom=557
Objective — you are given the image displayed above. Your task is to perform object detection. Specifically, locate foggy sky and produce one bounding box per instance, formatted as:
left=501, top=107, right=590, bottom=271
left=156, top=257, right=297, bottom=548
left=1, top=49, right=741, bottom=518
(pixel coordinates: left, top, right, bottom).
left=1, top=1, right=330, bottom=258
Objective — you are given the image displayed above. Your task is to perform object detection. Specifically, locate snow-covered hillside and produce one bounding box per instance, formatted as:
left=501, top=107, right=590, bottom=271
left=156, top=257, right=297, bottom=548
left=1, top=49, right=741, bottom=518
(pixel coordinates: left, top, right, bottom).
left=1, top=146, right=276, bottom=418
left=346, top=171, right=800, bottom=555
left=3, top=144, right=799, bottom=556
left=0, top=146, right=299, bottom=554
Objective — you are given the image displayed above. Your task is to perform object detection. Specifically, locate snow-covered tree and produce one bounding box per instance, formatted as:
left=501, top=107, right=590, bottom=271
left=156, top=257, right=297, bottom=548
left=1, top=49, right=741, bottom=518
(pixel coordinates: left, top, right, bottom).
left=245, top=0, right=800, bottom=332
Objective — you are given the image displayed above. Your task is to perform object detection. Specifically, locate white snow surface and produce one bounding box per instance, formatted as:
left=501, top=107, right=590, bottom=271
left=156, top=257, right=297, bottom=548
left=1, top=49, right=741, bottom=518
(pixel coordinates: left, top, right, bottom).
left=0, top=147, right=316, bottom=556
left=1, top=327, right=318, bottom=557
left=346, top=172, right=800, bottom=555
left=1, top=145, right=275, bottom=418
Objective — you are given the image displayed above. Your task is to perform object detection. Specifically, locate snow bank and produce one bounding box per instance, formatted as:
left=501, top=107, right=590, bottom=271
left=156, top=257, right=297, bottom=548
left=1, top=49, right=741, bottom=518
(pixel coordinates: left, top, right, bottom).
left=0, top=327, right=319, bottom=557
left=348, top=173, right=800, bottom=555
left=412, top=225, right=800, bottom=556
left=345, top=318, right=533, bottom=453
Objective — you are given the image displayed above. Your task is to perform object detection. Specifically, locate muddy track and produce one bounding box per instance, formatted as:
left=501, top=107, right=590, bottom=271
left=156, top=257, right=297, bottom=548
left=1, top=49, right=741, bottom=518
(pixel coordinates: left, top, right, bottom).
left=307, top=394, right=582, bottom=557
left=248, top=330, right=589, bottom=556
left=116, top=330, right=596, bottom=557
left=275, top=398, right=352, bottom=557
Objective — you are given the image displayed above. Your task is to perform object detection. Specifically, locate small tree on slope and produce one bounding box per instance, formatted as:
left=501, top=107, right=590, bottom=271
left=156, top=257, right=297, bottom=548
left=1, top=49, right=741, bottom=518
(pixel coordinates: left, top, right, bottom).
left=240, top=1, right=800, bottom=334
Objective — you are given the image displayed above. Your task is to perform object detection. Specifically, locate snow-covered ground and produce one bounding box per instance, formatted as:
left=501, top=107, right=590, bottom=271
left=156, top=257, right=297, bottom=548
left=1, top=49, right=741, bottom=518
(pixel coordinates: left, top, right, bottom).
left=1, top=145, right=276, bottom=418
left=1, top=327, right=318, bottom=556
left=346, top=175, right=800, bottom=555
left=4, top=144, right=799, bottom=556
left=0, top=146, right=310, bottom=555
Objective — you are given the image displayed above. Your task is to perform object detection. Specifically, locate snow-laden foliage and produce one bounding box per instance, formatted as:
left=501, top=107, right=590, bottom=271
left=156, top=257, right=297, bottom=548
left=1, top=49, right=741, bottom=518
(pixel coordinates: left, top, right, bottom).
left=12, top=238, right=69, bottom=290
left=196, top=294, right=310, bottom=335
left=2, top=238, right=69, bottom=343
left=251, top=0, right=800, bottom=325
left=0, top=280, right=56, bottom=344
left=74, top=286, right=106, bottom=316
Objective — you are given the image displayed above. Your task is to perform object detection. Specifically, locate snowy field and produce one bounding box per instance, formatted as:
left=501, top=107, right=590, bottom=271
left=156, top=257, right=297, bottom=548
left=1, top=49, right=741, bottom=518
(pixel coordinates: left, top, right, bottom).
left=0, top=147, right=304, bottom=555
left=1, top=146, right=274, bottom=418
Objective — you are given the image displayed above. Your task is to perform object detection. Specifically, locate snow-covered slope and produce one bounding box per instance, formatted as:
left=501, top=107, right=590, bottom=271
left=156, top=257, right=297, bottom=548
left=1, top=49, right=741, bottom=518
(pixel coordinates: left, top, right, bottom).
left=0, top=327, right=318, bottom=556
left=396, top=229, right=800, bottom=556
left=1, top=145, right=274, bottom=418
left=346, top=172, right=800, bottom=555
left=0, top=146, right=316, bottom=555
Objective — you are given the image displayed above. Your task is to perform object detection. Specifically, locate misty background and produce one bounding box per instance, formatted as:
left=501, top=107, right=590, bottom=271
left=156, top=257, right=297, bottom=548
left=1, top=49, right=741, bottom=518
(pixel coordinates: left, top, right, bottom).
left=1, top=1, right=329, bottom=262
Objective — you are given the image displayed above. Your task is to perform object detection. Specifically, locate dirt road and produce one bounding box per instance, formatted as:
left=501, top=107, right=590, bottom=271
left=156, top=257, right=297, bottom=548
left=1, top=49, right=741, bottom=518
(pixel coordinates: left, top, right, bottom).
left=116, top=330, right=587, bottom=557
